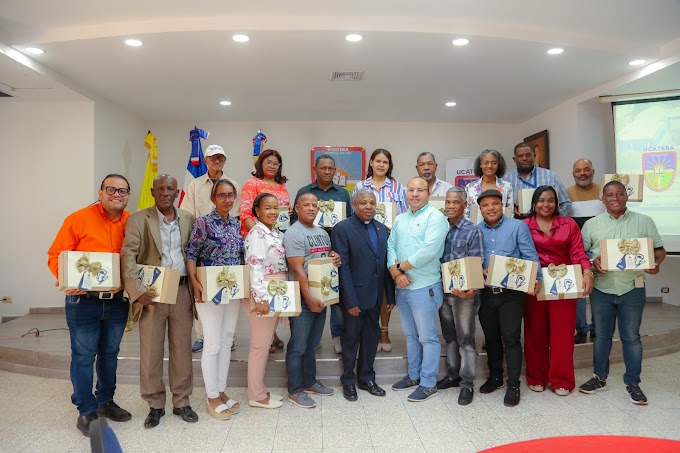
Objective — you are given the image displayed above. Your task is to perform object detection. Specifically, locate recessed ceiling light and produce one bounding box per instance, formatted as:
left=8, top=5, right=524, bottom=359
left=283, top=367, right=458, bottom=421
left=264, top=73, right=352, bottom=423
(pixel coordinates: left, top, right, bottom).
left=629, top=59, right=646, bottom=66
left=346, top=34, right=363, bottom=42
left=452, top=38, right=469, bottom=46
left=547, top=48, right=564, bottom=55
left=232, top=34, right=250, bottom=43
left=445, top=102, right=457, bottom=107
left=25, top=47, right=45, bottom=55
left=219, top=100, right=232, bottom=106
left=125, top=39, right=143, bottom=47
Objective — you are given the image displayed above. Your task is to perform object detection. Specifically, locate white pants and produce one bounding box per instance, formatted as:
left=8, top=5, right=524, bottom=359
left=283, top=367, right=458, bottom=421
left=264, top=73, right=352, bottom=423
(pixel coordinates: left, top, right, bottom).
left=195, top=299, right=240, bottom=399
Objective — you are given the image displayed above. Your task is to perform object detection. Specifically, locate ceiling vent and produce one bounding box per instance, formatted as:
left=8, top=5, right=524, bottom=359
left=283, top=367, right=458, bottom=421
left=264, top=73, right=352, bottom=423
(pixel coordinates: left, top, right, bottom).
left=330, top=71, right=364, bottom=81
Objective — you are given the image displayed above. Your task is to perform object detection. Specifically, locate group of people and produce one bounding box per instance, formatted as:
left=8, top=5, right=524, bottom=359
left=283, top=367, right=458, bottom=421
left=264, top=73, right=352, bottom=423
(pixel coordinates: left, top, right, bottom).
left=47, top=141, right=666, bottom=437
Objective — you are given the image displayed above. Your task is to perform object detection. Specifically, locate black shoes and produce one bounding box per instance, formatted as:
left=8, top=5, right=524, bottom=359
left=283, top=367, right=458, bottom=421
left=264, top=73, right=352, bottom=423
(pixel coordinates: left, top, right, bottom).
left=173, top=406, right=199, bottom=422
left=436, top=375, right=462, bottom=390
left=458, top=387, right=474, bottom=406
left=504, top=386, right=520, bottom=407
left=574, top=332, right=588, bottom=344
left=479, top=376, right=504, bottom=394
left=343, top=384, right=358, bottom=401
left=358, top=381, right=386, bottom=397
left=144, top=408, right=165, bottom=428
left=76, top=413, right=98, bottom=437
left=97, top=400, right=132, bottom=422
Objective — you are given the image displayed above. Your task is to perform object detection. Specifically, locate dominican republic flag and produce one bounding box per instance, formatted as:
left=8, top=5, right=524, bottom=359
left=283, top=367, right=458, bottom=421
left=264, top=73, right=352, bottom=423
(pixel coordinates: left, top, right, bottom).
left=178, top=126, right=209, bottom=208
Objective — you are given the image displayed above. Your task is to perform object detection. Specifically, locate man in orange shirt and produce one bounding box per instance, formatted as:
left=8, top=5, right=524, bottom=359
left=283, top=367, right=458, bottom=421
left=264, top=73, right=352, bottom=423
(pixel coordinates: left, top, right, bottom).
left=47, top=174, right=133, bottom=437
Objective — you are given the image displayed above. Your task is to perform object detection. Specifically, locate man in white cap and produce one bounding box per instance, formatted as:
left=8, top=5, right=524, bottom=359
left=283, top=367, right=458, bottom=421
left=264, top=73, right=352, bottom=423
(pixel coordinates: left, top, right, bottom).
left=179, top=144, right=241, bottom=353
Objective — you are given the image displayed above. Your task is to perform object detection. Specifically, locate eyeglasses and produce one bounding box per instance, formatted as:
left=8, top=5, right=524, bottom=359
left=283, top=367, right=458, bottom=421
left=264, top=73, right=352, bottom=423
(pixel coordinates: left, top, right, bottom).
left=103, top=186, right=130, bottom=196
left=215, top=193, right=236, bottom=200
left=264, top=160, right=281, bottom=168
left=407, top=188, right=428, bottom=194
left=208, top=155, right=226, bottom=163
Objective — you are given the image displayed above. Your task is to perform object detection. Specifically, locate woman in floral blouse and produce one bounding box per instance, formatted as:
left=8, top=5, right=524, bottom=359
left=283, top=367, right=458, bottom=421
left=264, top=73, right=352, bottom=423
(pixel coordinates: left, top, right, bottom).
left=243, top=193, right=287, bottom=409
left=464, top=149, right=514, bottom=221
left=185, top=180, right=243, bottom=420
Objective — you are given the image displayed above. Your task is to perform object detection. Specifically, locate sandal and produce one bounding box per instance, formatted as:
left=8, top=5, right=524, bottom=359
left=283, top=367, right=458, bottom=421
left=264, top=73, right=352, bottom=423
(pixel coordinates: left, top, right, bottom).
left=221, top=397, right=240, bottom=414
left=206, top=403, right=232, bottom=420
left=380, top=327, right=392, bottom=352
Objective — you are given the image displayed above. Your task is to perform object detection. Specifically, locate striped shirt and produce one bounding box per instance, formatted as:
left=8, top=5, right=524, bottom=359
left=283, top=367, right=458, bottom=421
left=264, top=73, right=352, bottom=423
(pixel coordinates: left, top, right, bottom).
left=504, top=166, right=572, bottom=216
left=441, top=217, right=484, bottom=263
left=353, top=177, right=408, bottom=214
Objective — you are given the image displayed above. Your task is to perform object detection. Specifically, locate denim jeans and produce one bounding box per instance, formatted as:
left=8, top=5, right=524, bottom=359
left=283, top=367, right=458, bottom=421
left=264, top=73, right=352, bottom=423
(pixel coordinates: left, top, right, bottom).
left=396, top=282, right=444, bottom=389
left=65, top=295, right=129, bottom=416
left=330, top=303, right=344, bottom=338
left=286, top=300, right=327, bottom=394
left=576, top=297, right=595, bottom=334
left=438, top=292, right=481, bottom=389
left=591, top=287, right=646, bottom=385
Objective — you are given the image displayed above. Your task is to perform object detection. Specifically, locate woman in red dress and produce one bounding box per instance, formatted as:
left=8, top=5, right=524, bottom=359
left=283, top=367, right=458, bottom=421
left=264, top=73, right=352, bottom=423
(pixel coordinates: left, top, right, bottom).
left=523, top=185, right=594, bottom=396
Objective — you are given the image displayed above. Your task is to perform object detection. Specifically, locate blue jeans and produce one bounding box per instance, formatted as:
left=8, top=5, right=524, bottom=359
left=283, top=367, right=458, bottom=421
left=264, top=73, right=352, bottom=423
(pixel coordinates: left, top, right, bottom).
left=330, top=303, right=344, bottom=338
left=576, top=297, right=595, bottom=334
left=396, top=282, right=443, bottom=388
left=65, top=295, right=129, bottom=416
left=591, top=287, right=646, bottom=385
left=286, top=301, right=327, bottom=394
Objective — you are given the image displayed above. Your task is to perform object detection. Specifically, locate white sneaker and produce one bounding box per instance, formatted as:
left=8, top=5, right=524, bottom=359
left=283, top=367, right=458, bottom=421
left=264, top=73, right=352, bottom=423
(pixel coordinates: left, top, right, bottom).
left=333, top=337, right=342, bottom=354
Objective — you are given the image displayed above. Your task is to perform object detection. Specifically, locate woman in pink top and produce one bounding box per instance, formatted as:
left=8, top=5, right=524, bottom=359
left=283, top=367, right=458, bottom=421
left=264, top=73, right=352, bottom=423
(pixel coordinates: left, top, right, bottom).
left=240, top=149, right=292, bottom=239
left=523, top=185, right=593, bottom=396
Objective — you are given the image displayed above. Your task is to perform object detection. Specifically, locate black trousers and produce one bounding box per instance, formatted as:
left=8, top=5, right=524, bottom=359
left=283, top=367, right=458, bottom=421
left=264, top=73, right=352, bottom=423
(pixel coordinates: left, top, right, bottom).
left=478, top=288, right=524, bottom=388
left=340, top=302, right=381, bottom=385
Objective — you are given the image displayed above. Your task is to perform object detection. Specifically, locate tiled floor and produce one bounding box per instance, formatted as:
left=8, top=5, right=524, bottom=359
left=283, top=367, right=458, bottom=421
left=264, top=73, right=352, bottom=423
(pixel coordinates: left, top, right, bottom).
left=1, top=352, right=679, bottom=452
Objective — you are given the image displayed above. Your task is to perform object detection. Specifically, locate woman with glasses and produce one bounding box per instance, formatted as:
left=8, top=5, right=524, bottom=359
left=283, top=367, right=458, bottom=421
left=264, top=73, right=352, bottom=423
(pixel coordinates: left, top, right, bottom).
left=352, top=148, right=407, bottom=353
left=243, top=193, right=288, bottom=409
left=464, top=149, right=513, bottom=220
left=185, top=180, right=243, bottom=419
left=523, top=185, right=593, bottom=396
left=240, top=149, right=291, bottom=352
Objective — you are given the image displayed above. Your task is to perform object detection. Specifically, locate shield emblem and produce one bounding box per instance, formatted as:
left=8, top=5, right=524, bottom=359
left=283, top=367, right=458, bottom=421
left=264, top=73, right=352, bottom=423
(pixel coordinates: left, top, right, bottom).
left=643, top=151, right=676, bottom=192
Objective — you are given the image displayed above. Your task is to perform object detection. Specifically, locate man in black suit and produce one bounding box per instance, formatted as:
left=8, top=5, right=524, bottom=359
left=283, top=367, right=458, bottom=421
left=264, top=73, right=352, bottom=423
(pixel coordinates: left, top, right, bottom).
left=332, top=189, right=396, bottom=401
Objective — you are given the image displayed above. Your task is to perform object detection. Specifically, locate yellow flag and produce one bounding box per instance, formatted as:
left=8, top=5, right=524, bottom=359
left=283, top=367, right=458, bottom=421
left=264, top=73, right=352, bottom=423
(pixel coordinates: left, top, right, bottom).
left=137, top=131, right=158, bottom=209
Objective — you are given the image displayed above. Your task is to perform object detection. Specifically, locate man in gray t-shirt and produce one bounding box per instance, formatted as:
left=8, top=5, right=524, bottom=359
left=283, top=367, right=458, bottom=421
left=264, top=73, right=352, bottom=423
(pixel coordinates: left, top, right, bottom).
left=283, top=193, right=335, bottom=408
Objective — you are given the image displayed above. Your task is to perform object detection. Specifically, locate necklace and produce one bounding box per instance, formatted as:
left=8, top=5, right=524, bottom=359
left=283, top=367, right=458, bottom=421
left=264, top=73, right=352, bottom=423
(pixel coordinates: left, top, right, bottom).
left=537, top=218, right=552, bottom=236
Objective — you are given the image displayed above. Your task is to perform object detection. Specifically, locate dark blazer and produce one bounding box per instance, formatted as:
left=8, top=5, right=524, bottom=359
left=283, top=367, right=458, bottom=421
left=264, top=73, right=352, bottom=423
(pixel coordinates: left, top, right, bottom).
left=332, top=214, right=395, bottom=310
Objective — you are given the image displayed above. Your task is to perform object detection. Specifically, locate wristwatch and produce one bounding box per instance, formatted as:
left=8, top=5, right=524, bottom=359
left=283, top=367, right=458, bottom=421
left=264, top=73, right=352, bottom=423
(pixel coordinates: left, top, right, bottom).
left=396, top=262, right=405, bottom=273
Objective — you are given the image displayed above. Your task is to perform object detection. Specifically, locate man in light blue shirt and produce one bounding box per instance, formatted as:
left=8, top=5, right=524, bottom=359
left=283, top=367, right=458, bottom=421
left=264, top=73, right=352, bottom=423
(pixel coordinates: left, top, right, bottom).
left=387, top=177, right=449, bottom=402
left=476, top=189, right=541, bottom=408
left=504, top=142, right=571, bottom=216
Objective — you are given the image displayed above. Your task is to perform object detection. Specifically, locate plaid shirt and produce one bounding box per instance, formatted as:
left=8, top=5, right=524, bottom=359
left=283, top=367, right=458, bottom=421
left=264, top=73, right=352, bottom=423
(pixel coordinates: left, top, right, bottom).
left=440, top=217, right=484, bottom=262
left=353, top=177, right=408, bottom=214
left=503, top=166, right=572, bottom=216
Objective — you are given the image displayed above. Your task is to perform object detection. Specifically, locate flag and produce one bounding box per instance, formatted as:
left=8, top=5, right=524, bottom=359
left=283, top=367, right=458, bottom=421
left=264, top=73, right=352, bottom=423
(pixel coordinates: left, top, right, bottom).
left=178, top=126, right=210, bottom=208
left=137, top=131, right=158, bottom=210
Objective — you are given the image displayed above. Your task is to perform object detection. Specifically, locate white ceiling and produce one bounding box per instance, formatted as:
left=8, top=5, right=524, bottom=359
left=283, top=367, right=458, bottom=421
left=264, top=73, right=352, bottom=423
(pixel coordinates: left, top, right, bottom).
left=1, top=0, right=679, bottom=122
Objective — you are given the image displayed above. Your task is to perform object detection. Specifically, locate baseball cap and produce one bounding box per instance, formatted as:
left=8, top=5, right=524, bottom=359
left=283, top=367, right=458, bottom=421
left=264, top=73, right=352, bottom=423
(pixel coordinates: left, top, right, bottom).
left=205, top=145, right=226, bottom=158
left=477, top=189, right=503, bottom=205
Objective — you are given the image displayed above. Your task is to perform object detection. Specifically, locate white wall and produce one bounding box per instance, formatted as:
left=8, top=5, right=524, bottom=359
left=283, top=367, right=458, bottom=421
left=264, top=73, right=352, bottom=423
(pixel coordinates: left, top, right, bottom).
left=93, top=96, right=147, bottom=199
left=0, top=100, right=95, bottom=315
left=145, top=120, right=520, bottom=196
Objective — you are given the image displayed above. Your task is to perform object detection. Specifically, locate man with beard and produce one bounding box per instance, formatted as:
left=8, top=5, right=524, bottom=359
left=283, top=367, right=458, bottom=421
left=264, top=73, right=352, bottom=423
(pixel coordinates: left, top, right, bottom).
left=567, top=159, right=605, bottom=344
left=416, top=152, right=453, bottom=196
left=504, top=142, right=571, bottom=217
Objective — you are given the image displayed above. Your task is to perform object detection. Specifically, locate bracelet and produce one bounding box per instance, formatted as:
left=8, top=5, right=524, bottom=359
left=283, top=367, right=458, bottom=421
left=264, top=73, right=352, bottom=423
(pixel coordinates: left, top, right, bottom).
left=583, top=269, right=594, bottom=277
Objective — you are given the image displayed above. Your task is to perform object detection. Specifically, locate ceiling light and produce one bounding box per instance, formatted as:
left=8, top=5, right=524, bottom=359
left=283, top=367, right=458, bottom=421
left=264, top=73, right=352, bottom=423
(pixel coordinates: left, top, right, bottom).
left=232, top=34, right=250, bottom=43
left=547, top=48, right=564, bottom=55
left=629, top=59, right=646, bottom=66
left=25, top=47, right=45, bottom=55
left=125, top=39, right=143, bottom=47
left=346, top=34, right=363, bottom=42
left=452, top=38, right=469, bottom=46
left=445, top=102, right=457, bottom=107
left=219, top=100, right=232, bottom=106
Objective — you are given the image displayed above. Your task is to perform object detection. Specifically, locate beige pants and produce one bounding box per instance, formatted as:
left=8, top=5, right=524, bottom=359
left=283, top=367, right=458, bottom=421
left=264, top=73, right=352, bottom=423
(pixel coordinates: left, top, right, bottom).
left=245, top=272, right=285, bottom=401
left=139, top=283, right=194, bottom=409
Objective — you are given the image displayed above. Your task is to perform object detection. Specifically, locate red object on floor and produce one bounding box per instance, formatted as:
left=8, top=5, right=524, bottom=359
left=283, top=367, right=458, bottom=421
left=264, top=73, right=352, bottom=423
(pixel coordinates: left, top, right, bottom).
left=480, top=436, right=680, bottom=452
